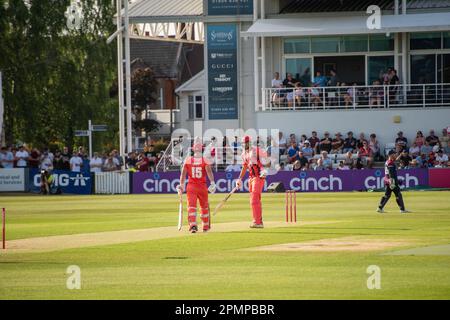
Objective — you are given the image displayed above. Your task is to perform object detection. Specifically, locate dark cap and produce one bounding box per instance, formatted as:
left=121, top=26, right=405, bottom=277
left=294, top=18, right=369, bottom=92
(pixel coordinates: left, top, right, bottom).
left=388, top=150, right=396, bottom=156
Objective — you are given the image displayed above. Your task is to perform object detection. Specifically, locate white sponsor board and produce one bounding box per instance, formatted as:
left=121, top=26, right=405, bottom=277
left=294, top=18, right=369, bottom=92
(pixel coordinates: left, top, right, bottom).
left=0, top=168, right=26, bottom=192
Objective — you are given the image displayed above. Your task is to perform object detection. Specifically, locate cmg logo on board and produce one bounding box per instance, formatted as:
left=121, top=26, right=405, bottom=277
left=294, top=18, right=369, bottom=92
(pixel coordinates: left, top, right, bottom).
left=33, top=173, right=90, bottom=188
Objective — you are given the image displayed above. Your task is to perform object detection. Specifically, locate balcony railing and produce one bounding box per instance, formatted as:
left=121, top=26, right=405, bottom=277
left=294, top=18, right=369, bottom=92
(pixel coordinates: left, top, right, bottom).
left=260, top=83, right=450, bottom=111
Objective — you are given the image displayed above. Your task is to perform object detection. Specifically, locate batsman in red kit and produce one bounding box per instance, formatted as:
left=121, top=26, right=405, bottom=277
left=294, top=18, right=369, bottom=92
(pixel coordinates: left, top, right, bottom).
left=236, top=136, right=268, bottom=228
left=177, top=143, right=216, bottom=233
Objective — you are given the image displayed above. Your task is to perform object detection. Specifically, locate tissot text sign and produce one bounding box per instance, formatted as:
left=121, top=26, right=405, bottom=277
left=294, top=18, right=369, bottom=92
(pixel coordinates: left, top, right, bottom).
left=208, top=0, right=253, bottom=16
left=207, top=24, right=238, bottom=120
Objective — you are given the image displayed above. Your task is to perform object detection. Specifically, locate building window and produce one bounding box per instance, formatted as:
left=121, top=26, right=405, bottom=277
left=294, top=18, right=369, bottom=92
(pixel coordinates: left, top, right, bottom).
left=444, top=32, right=450, bottom=49
left=369, top=34, right=394, bottom=51
left=311, top=36, right=340, bottom=53
left=188, top=95, right=203, bottom=119
left=410, top=32, right=442, bottom=50
left=284, top=38, right=310, bottom=54
left=285, top=58, right=312, bottom=85
left=341, top=35, right=368, bottom=52
left=367, top=56, right=394, bottom=84
left=411, top=54, right=436, bottom=84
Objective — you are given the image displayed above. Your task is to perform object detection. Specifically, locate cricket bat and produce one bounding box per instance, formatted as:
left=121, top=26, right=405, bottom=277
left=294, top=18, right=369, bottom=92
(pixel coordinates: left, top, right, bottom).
left=213, top=186, right=239, bottom=216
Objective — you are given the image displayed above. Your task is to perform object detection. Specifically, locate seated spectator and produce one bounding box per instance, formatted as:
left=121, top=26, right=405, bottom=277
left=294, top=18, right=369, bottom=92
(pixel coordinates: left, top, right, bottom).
left=427, top=152, right=436, bottom=168
left=359, top=141, right=373, bottom=168
left=420, top=140, right=433, bottom=156
left=343, top=131, right=357, bottom=153
left=354, top=152, right=365, bottom=170
left=297, top=152, right=309, bottom=170
left=226, top=160, right=242, bottom=172
left=343, top=151, right=355, bottom=169
left=331, top=132, right=344, bottom=154
left=357, top=133, right=368, bottom=149
left=415, top=154, right=426, bottom=168
left=283, top=73, right=297, bottom=88
left=287, top=141, right=299, bottom=164
left=315, top=151, right=332, bottom=170
left=399, top=150, right=412, bottom=169
left=70, top=152, right=83, bottom=172
left=308, top=131, right=320, bottom=152
left=299, top=134, right=308, bottom=148
left=292, top=160, right=302, bottom=171
left=343, top=83, right=357, bottom=108
left=414, top=131, right=425, bottom=147
left=369, top=133, right=381, bottom=160
left=136, top=152, right=149, bottom=172
left=318, top=132, right=332, bottom=153
left=0, top=146, right=14, bottom=169
left=337, top=160, right=350, bottom=170
left=90, top=152, right=103, bottom=173
left=435, top=149, right=449, bottom=168
left=439, top=128, right=449, bottom=153
left=286, top=82, right=303, bottom=109
left=409, top=142, right=420, bottom=158
left=426, top=130, right=439, bottom=147
left=409, top=159, right=419, bottom=168
left=15, top=145, right=29, bottom=168
left=301, top=141, right=314, bottom=160
left=395, top=131, right=408, bottom=151
left=289, top=133, right=297, bottom=145
left=40, top=151, right=54, bottom=171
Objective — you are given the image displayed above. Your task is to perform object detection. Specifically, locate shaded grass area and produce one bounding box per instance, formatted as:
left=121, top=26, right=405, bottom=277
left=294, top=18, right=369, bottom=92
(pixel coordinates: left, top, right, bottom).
left=0, top=191, right=450, bottom=299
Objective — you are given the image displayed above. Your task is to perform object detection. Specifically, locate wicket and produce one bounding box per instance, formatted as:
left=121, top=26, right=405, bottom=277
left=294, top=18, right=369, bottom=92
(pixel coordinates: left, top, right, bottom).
left=2, top=208, right=5, bottom=249
left=285, top=191, right=297, bottom=223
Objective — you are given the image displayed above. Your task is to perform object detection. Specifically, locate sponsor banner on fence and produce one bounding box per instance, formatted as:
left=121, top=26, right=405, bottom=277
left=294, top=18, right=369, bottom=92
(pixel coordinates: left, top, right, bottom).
left=0, top=168, right=27, bottom=192
left=29, top=169, right=92, bottom=194
left=132, top=169, right=429, bottom=194
left=428, top=168, right=450, bottom=188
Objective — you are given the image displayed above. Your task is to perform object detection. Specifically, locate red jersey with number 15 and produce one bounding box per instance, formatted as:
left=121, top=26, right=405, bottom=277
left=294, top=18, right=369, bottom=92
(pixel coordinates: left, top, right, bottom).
left=184, top=156, right=211, bottom=185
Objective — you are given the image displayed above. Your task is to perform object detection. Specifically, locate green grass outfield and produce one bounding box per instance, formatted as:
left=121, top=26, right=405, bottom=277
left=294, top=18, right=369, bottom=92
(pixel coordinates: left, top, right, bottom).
left=1, top=191, right=450, bottom=300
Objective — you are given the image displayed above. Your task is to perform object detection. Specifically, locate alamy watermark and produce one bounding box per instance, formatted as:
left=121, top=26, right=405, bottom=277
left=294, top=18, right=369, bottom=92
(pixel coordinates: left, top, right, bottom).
left=66, top=265, right=81, bottom=290
left=366, top=265, right=381, bottom=290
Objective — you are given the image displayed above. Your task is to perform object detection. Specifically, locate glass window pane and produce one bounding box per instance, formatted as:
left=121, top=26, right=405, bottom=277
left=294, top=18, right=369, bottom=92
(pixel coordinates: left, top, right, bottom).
left=367, top=56, right=394, bottom=84
left=341, top=35, right=368, bottom=52
left=195, top=96, right=202, bottom=102
left=311, top=37, right=339, bottom=53
left=195, top=102, right=203, bottom=119
left=188, top=96, right=194, bottom=119
left=285, top=58, right=312, bottom=86
left=444, top=32, right=450, bottom=49
left=443, top=54, right=450, bottom=83
left=284, top=38, right=310, bottom=54
left=369, top=34, right=394, bottom=51
left=410, top=54, right=436, bottom=84
left=410, top=32, right=441, bottom=50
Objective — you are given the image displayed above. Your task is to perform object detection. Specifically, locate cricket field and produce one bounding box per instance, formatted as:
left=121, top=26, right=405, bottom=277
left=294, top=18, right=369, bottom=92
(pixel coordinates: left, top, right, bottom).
left=1, top=191, right=450, bottom=300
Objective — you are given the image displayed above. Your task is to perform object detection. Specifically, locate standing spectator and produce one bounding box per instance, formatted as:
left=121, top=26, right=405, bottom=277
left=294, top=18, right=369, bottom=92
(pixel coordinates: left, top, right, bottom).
left=359, top=141, right=374, bottom=168
left=301, top=141, right=314, bottom=160
left=439, top=128, right=449, bottom=153
left=90, top=152, right=103, bottom=173
left=125, top=152, right=137, bottom=170
left=308, top=131, right=320, bottom=152
left=435, top=149, right=449, bottom=168
left=103, top=154, right=119, bottom=172
left=69, top=153, right=83, bottom=172
left=40, top=151, right=54, bottom=171
left=388, top=69, right=400, bottom=103
left=61, top=147, right=71, bottom=170
left=15, top=145, right=29, bottom=168
left=146, top=145, right=157, bottom=172
left=0, top=147, right=14, bottom=168
left=398, top=150, right=412, bottom=169
left=271, top=72, right=284, bottom=105
left=357, top=133, right=368, bottom=149
left=414, top=131, right=425, bottom=147
left=395, top=131, right=408, bottom=151
left=409, top=142, right=421, bottom=158
left=278, top=132, right=287, bottom=156
left=112, top=149, right=123, bottom=169
left=136, top=152, right=149, bottom=172
left=331, top=132, right=344, bottom=154
left=426, top=130, right=439, bottom=147
left=369, top=133, right=381, bottom=161
left=28, top=148, right=41, bottom=169
left=327, top=69, right=340, bottom=87
left=318, top=132, right=332, bottom=153
left=53, top=150, right=65, bottom=170
left=343, top=131, right=357, bottom=153
left=287, top=141, right=299, bottom=164
left=313, top=71, right=327, bottom=87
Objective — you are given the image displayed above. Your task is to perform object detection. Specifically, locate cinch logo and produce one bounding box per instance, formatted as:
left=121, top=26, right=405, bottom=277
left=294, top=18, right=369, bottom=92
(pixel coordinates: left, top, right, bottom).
left=70, top=174, right=90, bottom=187
left=364, top=173, right=419, bottom=190
left=142, top=178, right=181, bottom=193
left=290, top=175, right=343, bottom=191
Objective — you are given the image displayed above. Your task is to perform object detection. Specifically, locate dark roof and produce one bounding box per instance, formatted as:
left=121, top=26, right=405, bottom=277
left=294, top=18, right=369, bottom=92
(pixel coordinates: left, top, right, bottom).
left=130, top=40, right=181, bottom=78
left=280, top=0, right=450, bottom=13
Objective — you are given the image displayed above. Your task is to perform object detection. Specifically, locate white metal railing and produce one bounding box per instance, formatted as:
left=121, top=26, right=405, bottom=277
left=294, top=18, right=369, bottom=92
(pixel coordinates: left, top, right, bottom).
left=261, top=83, right=450, bottom=111
left=95, top=171, right=130, bottom=194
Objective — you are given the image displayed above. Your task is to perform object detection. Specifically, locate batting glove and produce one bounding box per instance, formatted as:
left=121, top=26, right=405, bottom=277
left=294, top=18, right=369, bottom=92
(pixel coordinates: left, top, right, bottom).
left=208, top=182, right=216, bottom=194
left=235, top=178, right=243, bottom=189
left=176, top=184, right=184, bottom=194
